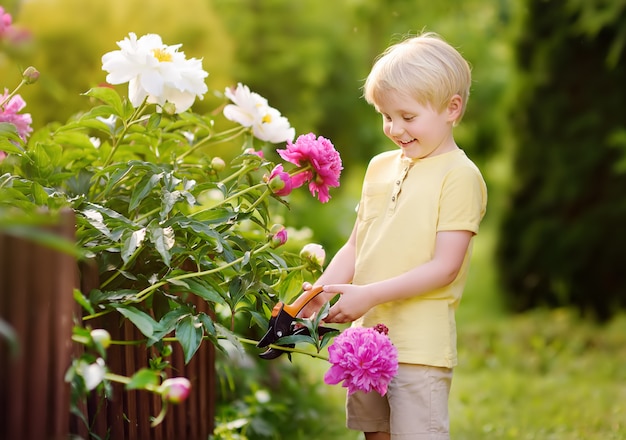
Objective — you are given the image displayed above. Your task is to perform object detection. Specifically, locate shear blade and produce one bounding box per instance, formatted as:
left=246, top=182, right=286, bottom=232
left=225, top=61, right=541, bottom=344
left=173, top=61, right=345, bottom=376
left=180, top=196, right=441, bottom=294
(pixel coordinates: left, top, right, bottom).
left=258, top=343, right=294, bottom=359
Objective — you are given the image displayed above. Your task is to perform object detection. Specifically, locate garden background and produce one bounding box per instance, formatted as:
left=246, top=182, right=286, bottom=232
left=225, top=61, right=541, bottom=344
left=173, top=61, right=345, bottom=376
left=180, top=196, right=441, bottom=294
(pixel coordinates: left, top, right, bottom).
left=1, top=0, right=625, bottom=438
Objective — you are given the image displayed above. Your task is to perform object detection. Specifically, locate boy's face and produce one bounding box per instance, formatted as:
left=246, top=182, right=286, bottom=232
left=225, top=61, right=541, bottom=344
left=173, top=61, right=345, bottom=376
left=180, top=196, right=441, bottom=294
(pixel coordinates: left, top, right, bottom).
left=375, top=91, right=458, bottom=159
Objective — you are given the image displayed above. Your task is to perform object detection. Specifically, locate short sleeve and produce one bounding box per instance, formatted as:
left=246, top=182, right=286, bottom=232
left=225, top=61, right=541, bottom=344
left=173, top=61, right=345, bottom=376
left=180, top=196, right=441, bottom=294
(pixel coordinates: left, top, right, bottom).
left=437, top=165, right=487, bottom=234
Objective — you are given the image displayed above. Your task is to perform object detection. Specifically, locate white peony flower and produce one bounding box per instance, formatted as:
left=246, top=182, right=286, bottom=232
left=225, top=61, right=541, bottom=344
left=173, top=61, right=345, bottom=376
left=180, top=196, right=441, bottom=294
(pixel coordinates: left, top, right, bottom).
left=223, top=83, right=295, bottom=143
left=79, top=358, right=106, bottom=391
left=101, top=32, right=208, bottom=113
left=300, top=243, right=326, bottom=266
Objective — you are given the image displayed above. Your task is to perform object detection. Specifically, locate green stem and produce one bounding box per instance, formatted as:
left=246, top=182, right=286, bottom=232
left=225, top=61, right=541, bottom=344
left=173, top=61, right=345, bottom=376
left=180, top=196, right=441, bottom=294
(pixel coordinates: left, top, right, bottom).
left=177, top=126, right=247, bottom=161
left=102, top=101, right=148, bottom=168
left=104, top=371, right=168, bottom=427
left=218, top=161, right=259, bottom=186
left=104, top=372, right=158, bottom=392
left=0, top=79, right=26, bottom=108
left=134, top=207, right=160, bottom=224
left=265, top=264, right=307, bottom=277
left=237, top=337, right=328, bottom=361
left=245, top=188, right=270, bottom=212
left=190, top=181, right=268, bottom=217
left=73, top=331, right=329, bottom=360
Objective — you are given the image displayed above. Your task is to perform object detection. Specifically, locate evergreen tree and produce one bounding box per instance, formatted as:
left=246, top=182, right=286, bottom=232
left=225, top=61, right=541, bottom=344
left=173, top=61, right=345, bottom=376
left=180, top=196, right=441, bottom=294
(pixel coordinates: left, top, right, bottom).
left=497, top=0, right=626, bottom=320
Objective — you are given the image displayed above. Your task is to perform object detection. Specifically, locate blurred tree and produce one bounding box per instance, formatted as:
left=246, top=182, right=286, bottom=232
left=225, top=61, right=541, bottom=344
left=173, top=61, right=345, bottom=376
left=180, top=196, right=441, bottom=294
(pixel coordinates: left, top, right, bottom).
left=497, top=0, right=626, bottom=320
left=0, top=0, right=234, bottom=128
left=213, top=0, right=518, bottom=256
left=213, top=0, right=516, bottom=167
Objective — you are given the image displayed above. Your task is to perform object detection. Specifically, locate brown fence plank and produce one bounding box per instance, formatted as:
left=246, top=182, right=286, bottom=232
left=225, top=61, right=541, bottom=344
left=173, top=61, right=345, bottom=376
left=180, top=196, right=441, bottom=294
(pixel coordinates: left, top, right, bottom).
left=0, top=210, right=77, bottom=440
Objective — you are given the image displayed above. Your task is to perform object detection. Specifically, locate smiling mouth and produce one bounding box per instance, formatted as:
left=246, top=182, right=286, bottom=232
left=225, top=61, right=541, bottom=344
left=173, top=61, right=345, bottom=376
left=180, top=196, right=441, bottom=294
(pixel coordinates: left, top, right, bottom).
left=399, top=139, right=415, bottom=146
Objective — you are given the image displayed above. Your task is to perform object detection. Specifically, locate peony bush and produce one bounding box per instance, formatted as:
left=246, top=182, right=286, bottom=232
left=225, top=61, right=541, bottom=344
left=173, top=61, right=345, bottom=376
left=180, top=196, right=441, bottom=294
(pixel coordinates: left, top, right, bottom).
left=0, top=28, right=343, bottom=426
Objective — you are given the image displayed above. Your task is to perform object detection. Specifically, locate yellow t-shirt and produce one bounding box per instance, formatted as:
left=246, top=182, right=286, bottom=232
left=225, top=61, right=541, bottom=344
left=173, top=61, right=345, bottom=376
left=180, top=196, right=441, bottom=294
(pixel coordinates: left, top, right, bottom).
left=353, top=148, right=487, bottom=367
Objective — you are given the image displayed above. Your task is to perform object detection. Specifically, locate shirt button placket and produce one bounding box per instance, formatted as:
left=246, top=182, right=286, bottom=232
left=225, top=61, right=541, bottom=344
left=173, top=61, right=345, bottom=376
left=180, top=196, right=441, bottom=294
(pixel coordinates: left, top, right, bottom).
left=390, top=166, right=408, bottom=212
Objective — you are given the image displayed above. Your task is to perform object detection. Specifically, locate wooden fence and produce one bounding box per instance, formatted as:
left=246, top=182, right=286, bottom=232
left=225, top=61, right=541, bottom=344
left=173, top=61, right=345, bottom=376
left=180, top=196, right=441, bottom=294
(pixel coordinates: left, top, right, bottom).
left=0, top=211, right=215, bottom=440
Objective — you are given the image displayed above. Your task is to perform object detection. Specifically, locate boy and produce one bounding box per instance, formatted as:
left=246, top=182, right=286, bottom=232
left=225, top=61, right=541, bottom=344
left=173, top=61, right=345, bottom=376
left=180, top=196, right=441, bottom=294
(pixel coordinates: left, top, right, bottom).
left=301, top=32, right=487, bottom=439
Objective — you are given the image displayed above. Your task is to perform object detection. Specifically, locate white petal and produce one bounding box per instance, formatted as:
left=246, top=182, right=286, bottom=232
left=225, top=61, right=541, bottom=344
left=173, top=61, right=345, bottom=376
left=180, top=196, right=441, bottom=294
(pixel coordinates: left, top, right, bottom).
left=80, top=358, right=106, bottom=391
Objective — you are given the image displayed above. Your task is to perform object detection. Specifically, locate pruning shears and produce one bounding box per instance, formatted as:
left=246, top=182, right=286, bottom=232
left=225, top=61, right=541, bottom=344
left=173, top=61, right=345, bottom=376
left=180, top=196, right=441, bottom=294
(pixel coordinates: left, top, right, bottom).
left=257, top=286, right=336, bottom=359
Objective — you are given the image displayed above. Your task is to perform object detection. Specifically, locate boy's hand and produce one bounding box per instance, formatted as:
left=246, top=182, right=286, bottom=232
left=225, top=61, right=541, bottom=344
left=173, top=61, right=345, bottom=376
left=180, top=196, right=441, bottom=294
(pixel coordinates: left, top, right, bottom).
left=323, top=284, right=374, bottom=323
left=297, top=282, right=325, bottom=319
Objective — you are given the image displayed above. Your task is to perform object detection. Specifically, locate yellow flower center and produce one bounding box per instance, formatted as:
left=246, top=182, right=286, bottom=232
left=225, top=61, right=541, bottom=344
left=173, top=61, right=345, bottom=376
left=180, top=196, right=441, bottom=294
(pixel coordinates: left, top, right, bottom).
left=262, top=113, right=272, bottom=124
left=152, top=48, right=173, bottom=62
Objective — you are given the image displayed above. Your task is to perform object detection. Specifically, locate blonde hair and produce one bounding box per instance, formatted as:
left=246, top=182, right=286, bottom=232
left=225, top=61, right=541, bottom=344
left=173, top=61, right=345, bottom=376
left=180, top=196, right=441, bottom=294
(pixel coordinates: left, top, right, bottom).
left=363, top=32, right=472, bottom=123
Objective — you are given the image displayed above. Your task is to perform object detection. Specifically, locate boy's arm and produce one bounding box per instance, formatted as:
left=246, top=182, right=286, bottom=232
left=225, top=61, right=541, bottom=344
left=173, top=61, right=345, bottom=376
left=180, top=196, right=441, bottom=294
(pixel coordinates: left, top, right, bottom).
left=324, top=229, right=473, bottom=323
left=297, top=220, right=358, bottom=318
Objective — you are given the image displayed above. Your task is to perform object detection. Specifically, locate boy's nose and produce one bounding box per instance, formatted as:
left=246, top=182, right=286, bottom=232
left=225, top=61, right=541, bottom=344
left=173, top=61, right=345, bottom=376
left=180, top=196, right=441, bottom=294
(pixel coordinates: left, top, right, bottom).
left=390, top=122, right=404, bottom=137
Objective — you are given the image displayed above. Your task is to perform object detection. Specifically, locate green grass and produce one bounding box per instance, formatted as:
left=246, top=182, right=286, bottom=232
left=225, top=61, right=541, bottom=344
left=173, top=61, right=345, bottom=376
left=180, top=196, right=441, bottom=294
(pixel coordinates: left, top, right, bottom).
left=453, top=209, right=626, bottom=439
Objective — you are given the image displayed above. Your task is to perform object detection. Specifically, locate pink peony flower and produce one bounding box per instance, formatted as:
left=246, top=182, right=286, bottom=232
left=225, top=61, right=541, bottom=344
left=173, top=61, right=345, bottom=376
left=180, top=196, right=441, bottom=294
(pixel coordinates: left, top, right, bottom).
left=264, top=164, right=293, bottom=197
left=277, top=133, right=342, bottom=203
left=159, top=377, right=191, bottom=404
left=324, top=325, right=398, bottom=396
left=0, top=88, right=33, bottom=141
left=0, top=7, right=31, bottom=47
left=0, top=7, right=13, bottom=39
left=269, top=224, right=288, bottom=248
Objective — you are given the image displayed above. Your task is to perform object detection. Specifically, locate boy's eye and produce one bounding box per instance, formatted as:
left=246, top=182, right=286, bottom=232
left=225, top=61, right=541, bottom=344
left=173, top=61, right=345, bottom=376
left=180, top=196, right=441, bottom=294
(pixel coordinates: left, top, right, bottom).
left=403, top=115, right=415, bottom=121
left=382, top=114, right=392, bottom=122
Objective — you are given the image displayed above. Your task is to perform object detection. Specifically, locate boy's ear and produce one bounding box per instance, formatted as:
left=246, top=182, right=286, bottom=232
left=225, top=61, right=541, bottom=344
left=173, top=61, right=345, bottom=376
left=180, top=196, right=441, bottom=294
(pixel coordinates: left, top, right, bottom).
left=447, top=94, right=463, bottom=122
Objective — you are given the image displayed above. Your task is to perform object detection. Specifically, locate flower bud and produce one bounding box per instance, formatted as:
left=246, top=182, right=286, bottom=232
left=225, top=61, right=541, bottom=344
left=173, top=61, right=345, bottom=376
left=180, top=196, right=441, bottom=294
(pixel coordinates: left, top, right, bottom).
left=211, top=156, right=226, bottom=172
left=244, top=148, right=264, bottom=158
left=22, top=66, right=40, bottom=85
left=373, top=323, right=389, bottom=335
left=264, top=164, right=293, bottom=197
left=300, top=243, right=326, bottom=267
left=90, top=329, right=112, bottom=349
left=269, top=224, right=288, bottom=248
left=160, top=377, right=191, bottom=404
left=161, top=101, right=177, bottom=115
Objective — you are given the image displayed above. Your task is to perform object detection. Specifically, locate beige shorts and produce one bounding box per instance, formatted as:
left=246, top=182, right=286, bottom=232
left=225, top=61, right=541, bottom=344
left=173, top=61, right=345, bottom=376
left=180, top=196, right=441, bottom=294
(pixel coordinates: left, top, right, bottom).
left=346, top=363, right=453, bottom=439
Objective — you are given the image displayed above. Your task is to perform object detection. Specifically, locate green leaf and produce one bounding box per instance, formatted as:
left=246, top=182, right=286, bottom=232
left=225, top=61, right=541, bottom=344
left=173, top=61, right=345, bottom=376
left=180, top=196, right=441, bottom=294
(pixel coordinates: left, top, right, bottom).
left=198, top=312, right=216, bottom=336
left=0, top=122, right=19, bottom=137
left=278, top=270, right=305, bottom=303
left=129, top=172, right=163, bottom=211
left=73, top=288, right=95, bottom=315
left=190, top=207, right=237, bottom=224
left=183, top=278, right=227, bottom=306
left=30, top=181, right=50, bottom=205
left=126, top=368, right=160, bottom=390
left=53, top=131, right=97, bottom=150
left=146, top=113, right=162, bottom=131
left=121, top=227, right=146, bottom=264
left=176, top=219, right=224, bottom=252
left=215, top=322, right=245, bottom=355
left=149, top=224, right=174, bottom=266
left=98, top=164, right=135, bottom=198
left=114, top=305, right=158, bottom=338
left=89, top=289, right=138, bottom=303
left=83, top=87, right=125, bottom=117
left=148, top=307, right=190, bottom=345
left=320, top=329, right=340, bottom=351
left=175, top=314, right=203, bottom=364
